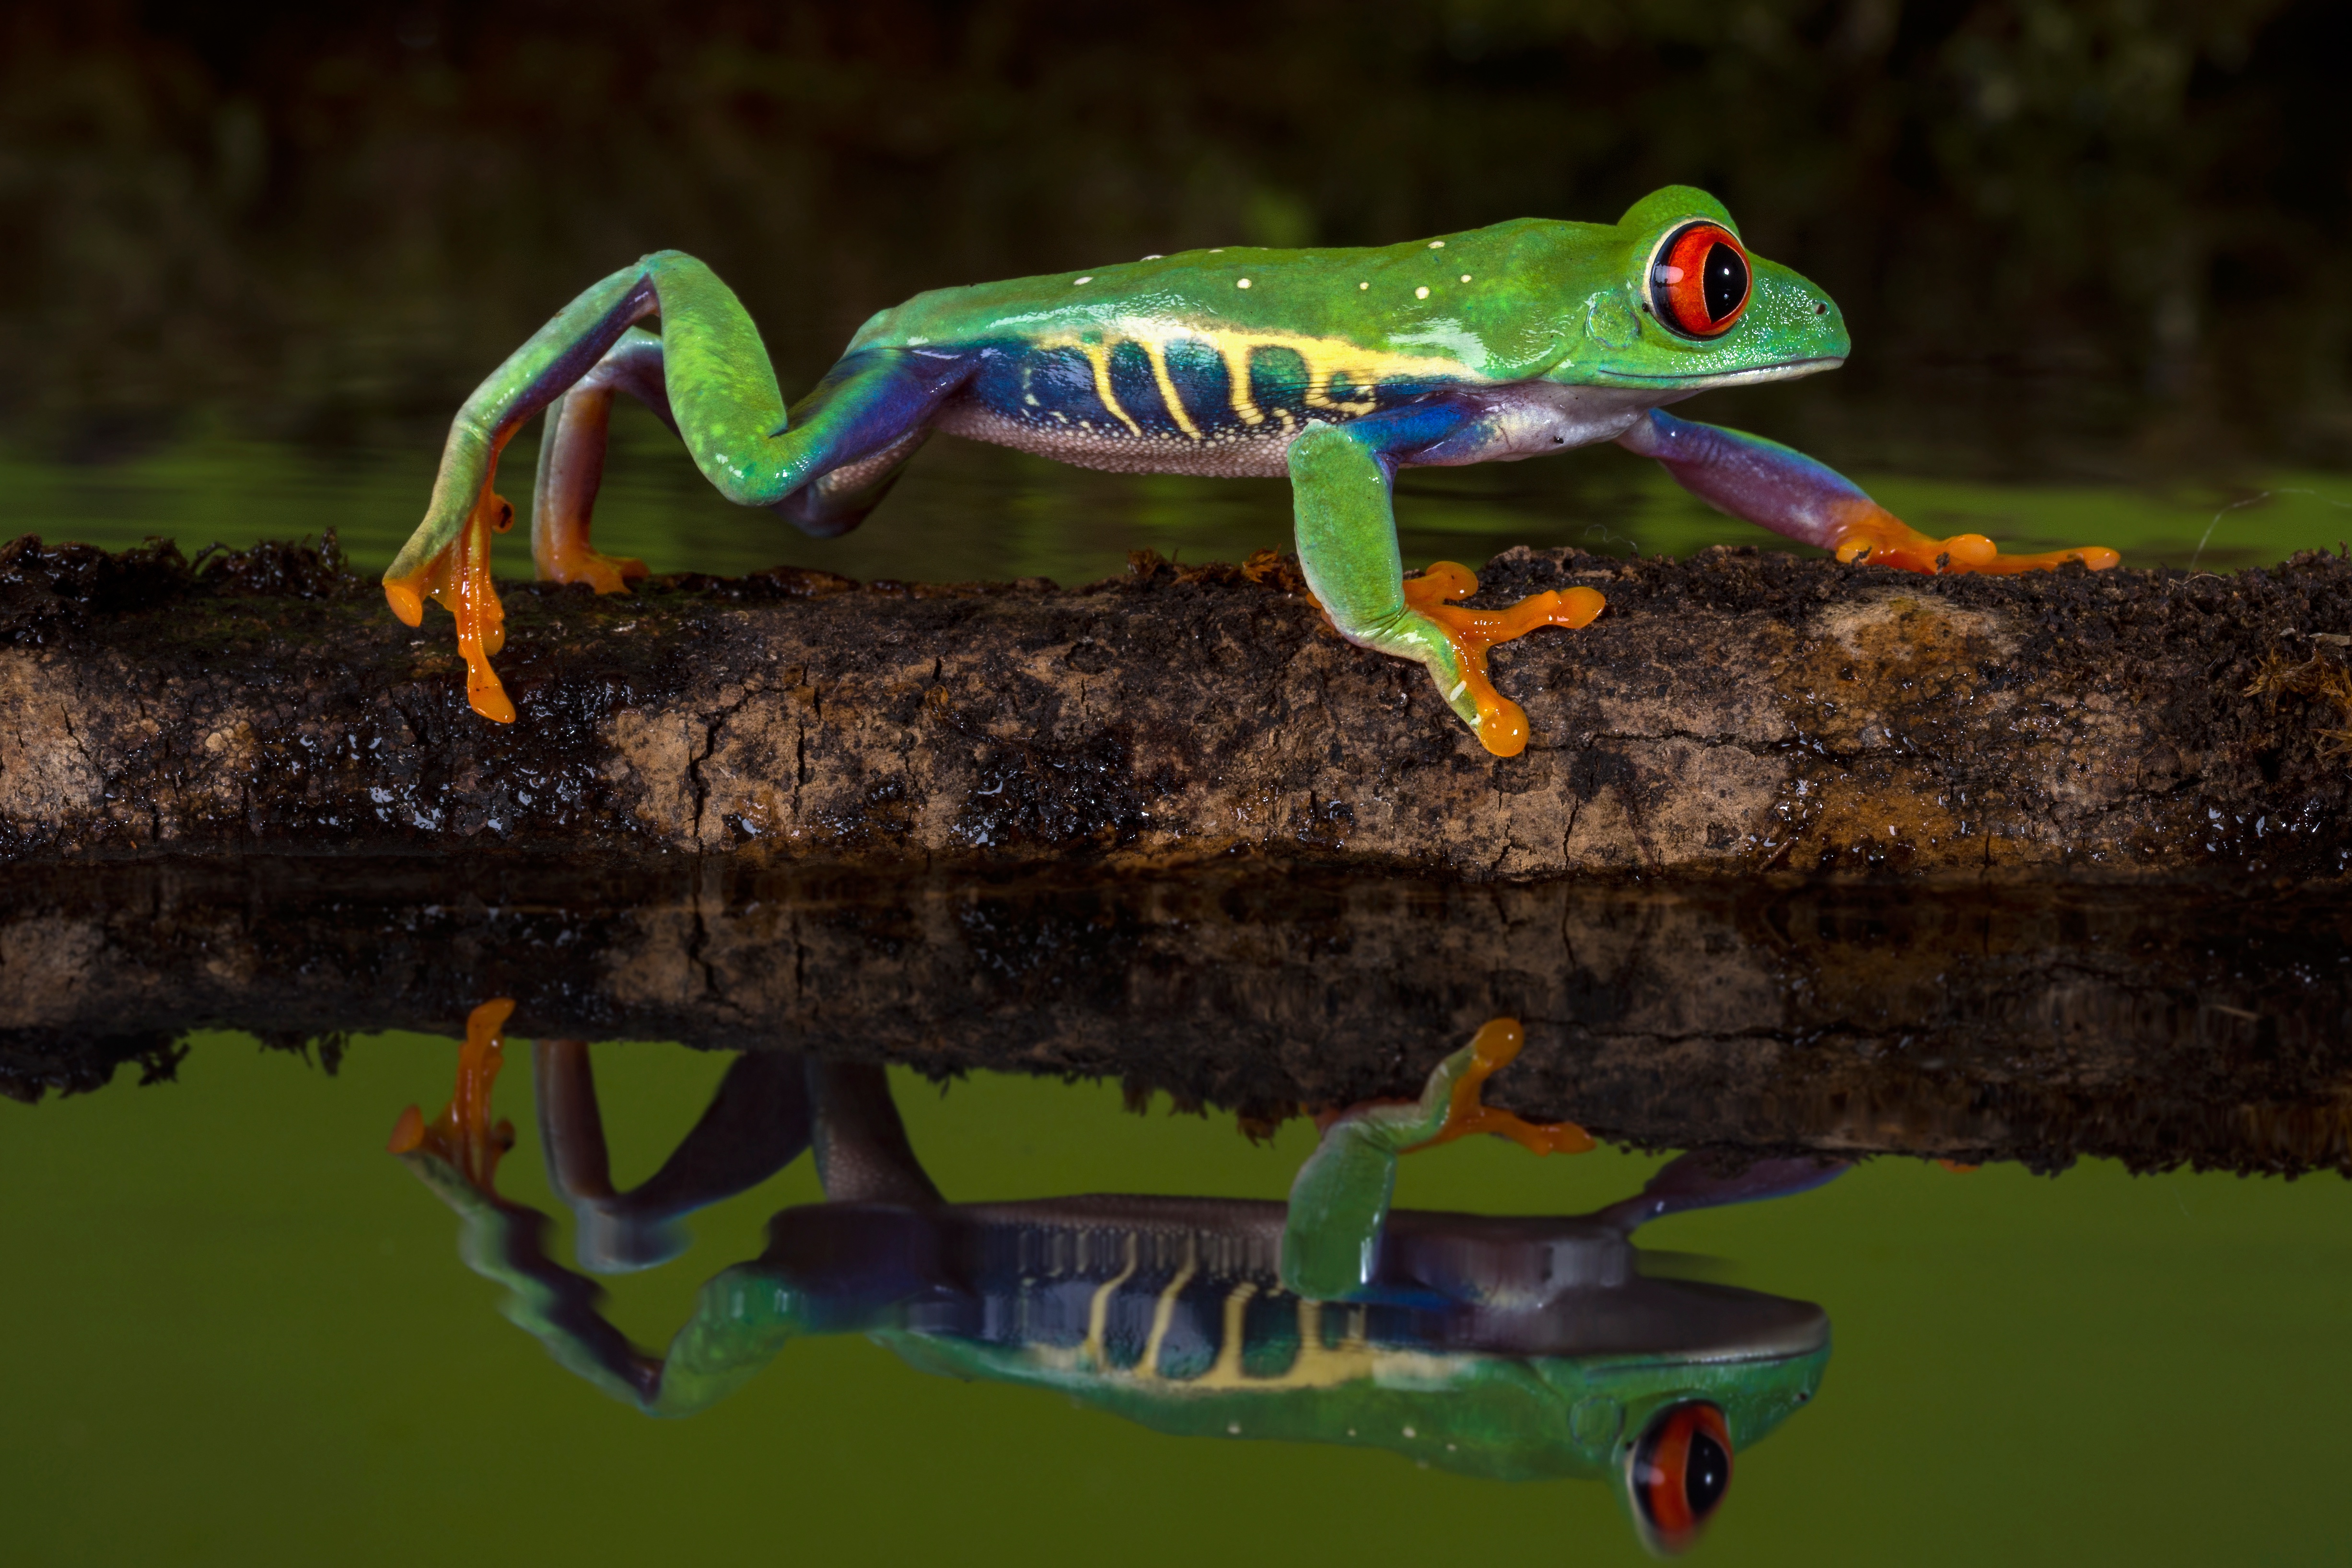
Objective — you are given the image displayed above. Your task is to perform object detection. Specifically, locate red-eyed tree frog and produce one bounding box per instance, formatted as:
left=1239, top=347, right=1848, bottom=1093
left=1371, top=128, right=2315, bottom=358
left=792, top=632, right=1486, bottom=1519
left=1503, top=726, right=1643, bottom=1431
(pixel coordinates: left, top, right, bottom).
left=393, top=1008, right=1845, bottom=1554
left=384, top=185, right=2116, bottom=755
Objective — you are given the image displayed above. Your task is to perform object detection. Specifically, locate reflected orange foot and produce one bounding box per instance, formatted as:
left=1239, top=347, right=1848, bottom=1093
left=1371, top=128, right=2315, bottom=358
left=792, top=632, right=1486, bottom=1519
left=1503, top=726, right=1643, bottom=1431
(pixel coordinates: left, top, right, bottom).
left=387, top=998, right=519, bottom=1192
left=1408, top=1017, right=1595, bottom=1157
left=1829, top=502, right=2120, bottom=577
left=1403, top=562, right=1606, bottom=758
left=539, top=539, right=649, bottom=596
left=383, top=476, right=519, bottom=724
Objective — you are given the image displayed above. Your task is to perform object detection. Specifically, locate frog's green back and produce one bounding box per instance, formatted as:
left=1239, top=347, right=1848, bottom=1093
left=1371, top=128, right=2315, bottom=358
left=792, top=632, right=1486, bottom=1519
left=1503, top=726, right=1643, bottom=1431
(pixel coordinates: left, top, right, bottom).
left=852, top=216, right=1622, bottom=384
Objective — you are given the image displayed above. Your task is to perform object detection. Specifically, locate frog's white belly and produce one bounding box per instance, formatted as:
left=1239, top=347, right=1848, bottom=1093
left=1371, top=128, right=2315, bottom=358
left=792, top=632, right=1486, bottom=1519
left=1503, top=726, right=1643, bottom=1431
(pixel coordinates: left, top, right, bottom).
left=932, top=381, right=1667, bottom=479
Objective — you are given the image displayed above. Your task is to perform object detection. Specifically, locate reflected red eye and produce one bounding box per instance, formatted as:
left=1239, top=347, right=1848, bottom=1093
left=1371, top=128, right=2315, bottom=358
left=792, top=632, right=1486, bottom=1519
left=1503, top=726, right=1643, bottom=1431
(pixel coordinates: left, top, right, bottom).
left=1649, top=222, right=1751, bottom=338
left=1632, top=1403, right=1734, bottom=1554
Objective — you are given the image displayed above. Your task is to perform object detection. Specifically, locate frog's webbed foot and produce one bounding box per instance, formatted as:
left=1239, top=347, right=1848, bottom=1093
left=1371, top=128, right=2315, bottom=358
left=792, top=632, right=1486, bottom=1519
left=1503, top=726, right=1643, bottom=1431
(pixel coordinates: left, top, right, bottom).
left=384, top=462, right=520, bottom=724
left=1396, top=1017, right=1595, bottom=1155
left=1398, top=564, right=1606, bottom=758
left=1829, top=501, right=2121, bottom=577
left=388, top=998, right=520, bottom=1194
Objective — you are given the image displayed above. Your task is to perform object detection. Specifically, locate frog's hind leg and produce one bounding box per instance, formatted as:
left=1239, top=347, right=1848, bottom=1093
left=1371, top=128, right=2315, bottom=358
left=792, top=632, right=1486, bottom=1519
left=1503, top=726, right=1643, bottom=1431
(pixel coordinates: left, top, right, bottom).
left=386, top=249, right=970, bottom=721
left=532, top=325, right=938, bottom=590
left=1289, top=418, right=1606, bottom=757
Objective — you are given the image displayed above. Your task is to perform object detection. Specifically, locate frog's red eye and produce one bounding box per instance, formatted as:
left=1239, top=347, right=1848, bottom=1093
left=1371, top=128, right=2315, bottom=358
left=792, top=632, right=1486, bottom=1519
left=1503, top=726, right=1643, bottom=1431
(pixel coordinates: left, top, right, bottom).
left=1649, top=223, right=1751, bottom=338
left=1630, top=1402, right=1733, bottom=1555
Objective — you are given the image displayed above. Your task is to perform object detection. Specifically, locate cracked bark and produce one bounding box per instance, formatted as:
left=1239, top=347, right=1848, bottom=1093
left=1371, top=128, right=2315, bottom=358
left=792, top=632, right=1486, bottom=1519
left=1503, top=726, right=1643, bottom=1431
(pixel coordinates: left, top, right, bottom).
left=5, top=534, right=2352, bottom=879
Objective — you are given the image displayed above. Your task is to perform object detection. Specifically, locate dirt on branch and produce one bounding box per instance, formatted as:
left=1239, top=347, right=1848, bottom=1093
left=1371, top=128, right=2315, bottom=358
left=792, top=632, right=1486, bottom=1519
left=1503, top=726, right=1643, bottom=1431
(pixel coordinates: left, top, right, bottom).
left=5, top=533, right=2352, bottom=879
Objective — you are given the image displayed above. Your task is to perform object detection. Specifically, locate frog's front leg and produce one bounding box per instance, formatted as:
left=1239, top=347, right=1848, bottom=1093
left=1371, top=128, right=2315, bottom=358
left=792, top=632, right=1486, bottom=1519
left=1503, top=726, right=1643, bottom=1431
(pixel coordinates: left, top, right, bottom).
left=385, top=250, right=970, bottom=721
left=1291, top=418, right=1606, bottom=757
left=1621, top=409, right=2119, bottom=574
left=1280, top=1017, right=1591, bottom=1300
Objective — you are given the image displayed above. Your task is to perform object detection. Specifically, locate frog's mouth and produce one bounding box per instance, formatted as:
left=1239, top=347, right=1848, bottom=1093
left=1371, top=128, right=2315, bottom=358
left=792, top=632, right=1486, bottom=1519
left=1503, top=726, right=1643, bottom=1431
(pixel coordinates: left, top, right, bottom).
left=1607, top=355, right=1847, bottom=390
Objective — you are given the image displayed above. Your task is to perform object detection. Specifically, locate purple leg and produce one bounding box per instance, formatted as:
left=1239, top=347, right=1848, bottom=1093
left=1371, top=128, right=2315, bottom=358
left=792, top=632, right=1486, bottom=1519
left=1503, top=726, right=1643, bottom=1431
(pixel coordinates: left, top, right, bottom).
left=1619, top=409, right=2118, bottom=575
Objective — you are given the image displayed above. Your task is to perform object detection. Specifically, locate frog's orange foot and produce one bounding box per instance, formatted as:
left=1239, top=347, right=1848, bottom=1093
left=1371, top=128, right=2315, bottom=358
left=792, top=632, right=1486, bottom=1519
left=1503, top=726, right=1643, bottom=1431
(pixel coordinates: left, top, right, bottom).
left=1408, top=1018, right=1594, bottom=1158
left=543, top=547, right=648, bottom=596
left=1403, top=562, right=1606, bottom=758
left=383, top=483, right=518, bottom=724
left=1829, top=503, right=2120, bottom=577
left=387, top=998, right=520, bottom=1192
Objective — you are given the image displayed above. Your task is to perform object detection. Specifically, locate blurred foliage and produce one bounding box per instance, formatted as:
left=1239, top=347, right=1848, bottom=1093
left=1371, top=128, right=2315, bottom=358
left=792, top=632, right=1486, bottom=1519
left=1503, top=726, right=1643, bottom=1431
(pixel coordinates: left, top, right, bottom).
left=1, top=0, right=2344, bottom=473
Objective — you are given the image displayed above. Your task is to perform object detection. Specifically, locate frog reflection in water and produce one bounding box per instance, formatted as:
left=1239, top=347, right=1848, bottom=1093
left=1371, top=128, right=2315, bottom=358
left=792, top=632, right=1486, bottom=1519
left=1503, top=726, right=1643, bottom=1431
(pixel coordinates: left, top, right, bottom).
left=384, top=187, right=2117, bottom=754
left=392, top=1006, right=1844, bottom=1556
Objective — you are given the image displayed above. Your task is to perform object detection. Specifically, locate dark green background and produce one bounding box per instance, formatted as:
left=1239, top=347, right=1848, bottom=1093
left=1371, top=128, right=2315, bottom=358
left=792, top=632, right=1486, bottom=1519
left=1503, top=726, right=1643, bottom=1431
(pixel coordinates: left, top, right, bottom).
left=6, top=0, right=2348, bottom=475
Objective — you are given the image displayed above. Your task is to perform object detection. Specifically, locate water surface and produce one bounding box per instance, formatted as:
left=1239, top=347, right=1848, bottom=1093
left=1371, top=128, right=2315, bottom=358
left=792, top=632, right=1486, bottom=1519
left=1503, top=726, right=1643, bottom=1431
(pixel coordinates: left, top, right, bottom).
left=8, top=420, right=2352, bottom=588
left=5, top=1028, right=2345, bottom=1567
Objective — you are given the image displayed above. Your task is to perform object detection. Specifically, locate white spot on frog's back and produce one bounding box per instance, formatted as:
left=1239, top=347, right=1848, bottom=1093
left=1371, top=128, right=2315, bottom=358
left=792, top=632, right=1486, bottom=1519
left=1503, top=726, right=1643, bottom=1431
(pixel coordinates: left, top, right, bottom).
left=1415, top=287, right=1429, bottom=299
left=1427, top=240, right=1444, bottom=249
left=1237, top=278, right=1252, bottom=289
left=1073, top=276, right=1093, bottom=285
left=1391, top=318, right=1491, bottom=371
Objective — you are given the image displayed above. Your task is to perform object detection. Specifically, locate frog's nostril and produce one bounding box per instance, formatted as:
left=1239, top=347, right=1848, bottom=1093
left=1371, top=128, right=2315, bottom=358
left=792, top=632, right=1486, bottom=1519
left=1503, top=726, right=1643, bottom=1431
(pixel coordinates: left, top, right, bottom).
left=1814, top=302, right=1828, bottom=315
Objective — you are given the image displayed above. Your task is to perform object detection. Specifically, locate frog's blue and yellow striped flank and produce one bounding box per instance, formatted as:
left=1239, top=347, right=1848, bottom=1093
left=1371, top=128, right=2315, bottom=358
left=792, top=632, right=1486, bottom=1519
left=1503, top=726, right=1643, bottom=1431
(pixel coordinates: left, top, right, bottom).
left=393, top=1011, right=1845, bottom=1554
left=385, top=186, right=2117, bottom=750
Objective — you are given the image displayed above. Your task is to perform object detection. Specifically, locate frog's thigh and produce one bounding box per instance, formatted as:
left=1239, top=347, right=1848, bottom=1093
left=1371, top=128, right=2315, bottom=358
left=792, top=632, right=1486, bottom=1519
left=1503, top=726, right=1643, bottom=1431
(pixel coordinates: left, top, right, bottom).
left=766, top=354, right=954, bottom=539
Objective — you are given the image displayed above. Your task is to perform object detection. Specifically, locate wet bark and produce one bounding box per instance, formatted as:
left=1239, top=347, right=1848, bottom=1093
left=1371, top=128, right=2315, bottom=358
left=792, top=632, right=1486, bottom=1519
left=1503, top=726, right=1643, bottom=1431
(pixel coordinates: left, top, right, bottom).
left=5, top=534, right=2352, bottom=879
left=5, top=858, right=2348, bottom=1177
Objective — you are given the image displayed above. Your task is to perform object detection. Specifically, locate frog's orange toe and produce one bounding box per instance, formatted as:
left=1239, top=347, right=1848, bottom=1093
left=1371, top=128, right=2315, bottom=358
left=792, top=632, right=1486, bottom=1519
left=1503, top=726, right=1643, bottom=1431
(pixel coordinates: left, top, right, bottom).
left=1410, top=1018, right=1595, bottom=1158
left=1404, top=563, right=1606, bottom=758
left=389, top=998, right=520, bottom=1190
left=384, top=481, right=519, bottom=723
left=1830, top=503, right=2119, bottom=578
left=541, top=542, right=649, bottom=596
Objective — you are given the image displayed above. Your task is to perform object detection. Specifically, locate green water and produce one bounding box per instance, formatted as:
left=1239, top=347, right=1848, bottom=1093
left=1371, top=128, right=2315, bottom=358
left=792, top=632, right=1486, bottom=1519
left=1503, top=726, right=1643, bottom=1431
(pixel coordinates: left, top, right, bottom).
left=7, top=419, right=2352, bottom=586
left=5, top=1033, right=2346, bottom=1567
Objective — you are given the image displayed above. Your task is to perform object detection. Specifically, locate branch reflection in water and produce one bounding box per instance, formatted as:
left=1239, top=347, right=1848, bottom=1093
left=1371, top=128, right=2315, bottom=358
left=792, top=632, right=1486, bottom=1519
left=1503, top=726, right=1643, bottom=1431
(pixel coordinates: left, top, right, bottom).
left=392, top=1003, right=1844, bottom=1557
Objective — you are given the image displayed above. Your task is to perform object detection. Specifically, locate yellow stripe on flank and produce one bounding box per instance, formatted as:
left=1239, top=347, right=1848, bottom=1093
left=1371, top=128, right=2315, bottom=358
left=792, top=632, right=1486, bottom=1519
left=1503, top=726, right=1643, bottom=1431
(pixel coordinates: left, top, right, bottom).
left=1304, top=368, right=1379, bottom=417
left=1216, top=337, right=1266, bottom=426
left=1081, top=1233, right=1140, bottom=1371
left=1204, top=1283, right=1258, bottom=1383
left=1137, top=1235, right=1200, bottom=1380
left=1179, top=1294, right=1382, bottom=1392
left=1139, top=339, right=1202, bottom=440
left=1078, top=341, right=1143, bottom=436
left=1029, top=320, right=1474, bottom=436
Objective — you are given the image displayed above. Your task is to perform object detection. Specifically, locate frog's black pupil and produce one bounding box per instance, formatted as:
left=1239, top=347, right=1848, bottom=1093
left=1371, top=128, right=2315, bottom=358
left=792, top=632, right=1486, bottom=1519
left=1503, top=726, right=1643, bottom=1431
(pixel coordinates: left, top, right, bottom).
left=1685, top=1429, right=1731, bottom=1516
left=1703, top=243, right=1747, bottom=323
